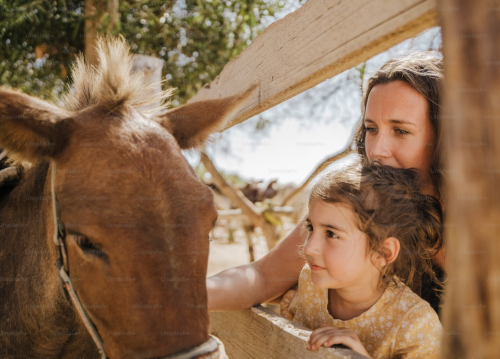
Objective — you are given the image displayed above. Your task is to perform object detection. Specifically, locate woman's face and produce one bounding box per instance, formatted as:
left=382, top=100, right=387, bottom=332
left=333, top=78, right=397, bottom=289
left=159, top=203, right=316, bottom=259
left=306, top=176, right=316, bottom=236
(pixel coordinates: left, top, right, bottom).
left=364, top=81, right=436, bottom=192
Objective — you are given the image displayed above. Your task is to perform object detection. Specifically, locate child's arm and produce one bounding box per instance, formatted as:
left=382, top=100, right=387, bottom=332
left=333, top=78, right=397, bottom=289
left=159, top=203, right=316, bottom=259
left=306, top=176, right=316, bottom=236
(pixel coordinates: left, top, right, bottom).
left=207, top=217, right=306, bottom=311
left=307, top=324, right=373, bottom=358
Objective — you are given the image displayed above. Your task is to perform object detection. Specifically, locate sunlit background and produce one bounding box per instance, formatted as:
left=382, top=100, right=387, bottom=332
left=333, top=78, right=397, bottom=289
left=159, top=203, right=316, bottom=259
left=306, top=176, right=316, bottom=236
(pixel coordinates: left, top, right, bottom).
left=0, top=0, right=442, bottom=276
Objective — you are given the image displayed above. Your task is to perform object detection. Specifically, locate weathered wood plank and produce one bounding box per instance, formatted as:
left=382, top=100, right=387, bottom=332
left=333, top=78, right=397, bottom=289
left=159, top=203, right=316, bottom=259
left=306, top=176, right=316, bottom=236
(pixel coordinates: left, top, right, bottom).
left=210, top=305, right=367, bottom=359
left=440, top=0, right=500, bottom=358
left=188, top=0, right=437, bottom=130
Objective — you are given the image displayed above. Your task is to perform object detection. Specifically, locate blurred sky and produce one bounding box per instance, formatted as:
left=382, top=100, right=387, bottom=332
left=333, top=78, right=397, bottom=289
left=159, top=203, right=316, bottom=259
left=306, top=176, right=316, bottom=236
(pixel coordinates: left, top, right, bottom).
left=183, top=3, right=442, bottom=187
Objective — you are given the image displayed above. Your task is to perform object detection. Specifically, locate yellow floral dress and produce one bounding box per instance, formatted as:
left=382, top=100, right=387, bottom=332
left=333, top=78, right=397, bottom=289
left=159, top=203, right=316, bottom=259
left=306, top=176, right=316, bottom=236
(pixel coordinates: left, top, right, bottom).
left=280, top=264, right=442, bottom=358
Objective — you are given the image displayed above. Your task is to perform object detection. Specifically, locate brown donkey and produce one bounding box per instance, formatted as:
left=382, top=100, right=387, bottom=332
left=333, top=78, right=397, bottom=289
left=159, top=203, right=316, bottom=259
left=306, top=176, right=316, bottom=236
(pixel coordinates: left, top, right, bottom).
left=0, top=37, right=255, bottom=359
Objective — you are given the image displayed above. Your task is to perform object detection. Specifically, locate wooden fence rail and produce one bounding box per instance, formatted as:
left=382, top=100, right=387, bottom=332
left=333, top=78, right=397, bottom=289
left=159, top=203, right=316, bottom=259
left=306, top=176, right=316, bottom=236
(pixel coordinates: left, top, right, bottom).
left=188, top=0, right=438, bottom=131
left=210, top=305, right=367, bottom=359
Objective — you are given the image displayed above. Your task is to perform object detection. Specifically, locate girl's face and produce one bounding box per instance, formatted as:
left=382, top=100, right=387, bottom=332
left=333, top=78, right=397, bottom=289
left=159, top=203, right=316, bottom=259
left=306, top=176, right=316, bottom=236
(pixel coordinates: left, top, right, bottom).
left=364, top=81, right=436, bottom=193
left=303, top=198, right=382, bottom=289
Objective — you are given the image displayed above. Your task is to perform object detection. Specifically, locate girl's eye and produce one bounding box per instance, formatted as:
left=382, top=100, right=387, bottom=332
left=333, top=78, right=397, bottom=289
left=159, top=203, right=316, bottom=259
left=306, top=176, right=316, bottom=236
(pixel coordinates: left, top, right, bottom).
left=365, top=126, right=377, bottom=133
left=326, top=230, right=339, bottom=239
left=395, top=128, right=410, bottom=136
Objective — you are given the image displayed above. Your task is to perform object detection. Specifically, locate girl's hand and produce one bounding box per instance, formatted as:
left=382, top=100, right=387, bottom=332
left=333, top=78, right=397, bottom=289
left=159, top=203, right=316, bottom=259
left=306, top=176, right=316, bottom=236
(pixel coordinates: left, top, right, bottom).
left=307, top=324, right=373, bottom=358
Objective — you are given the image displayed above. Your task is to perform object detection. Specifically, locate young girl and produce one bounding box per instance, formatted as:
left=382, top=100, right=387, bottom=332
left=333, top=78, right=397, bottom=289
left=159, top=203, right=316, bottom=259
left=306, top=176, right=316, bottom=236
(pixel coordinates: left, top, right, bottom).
left=280, top=160, right=444, bottom=358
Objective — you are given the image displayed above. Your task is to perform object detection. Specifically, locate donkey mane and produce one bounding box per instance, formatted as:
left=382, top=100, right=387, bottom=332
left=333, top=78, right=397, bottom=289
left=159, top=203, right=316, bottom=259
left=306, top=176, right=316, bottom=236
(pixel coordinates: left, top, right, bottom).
left=62, top=36, right=174, bottom=115
left=1, top=37, right=177, bottom=170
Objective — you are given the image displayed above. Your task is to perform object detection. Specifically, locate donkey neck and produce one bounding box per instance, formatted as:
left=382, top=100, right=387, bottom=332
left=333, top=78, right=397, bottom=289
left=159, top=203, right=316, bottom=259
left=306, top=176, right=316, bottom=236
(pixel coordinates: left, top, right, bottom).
left=0, top=160, right=97, bottom=358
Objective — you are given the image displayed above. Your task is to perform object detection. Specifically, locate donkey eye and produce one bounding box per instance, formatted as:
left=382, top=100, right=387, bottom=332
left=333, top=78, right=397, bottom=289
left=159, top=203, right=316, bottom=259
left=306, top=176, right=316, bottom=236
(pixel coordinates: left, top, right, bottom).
left=72, top=234, right=107, bottom=259
left=75, top=235, right=94, bottom=250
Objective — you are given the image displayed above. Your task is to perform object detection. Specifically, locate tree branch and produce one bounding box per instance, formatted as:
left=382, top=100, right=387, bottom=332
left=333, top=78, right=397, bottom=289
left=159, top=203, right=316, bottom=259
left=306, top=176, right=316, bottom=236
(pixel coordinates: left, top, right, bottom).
left=200, top=153, right=277, bottom=250
left=281, top=147, right=355, bottom=206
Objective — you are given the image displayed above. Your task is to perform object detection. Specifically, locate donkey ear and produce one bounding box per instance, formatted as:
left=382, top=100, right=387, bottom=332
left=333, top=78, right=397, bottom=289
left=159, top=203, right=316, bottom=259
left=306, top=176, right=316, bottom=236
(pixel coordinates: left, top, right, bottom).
left=0, top=88, right=75, bottom=162
left=159, top=84, right=257, bottom=149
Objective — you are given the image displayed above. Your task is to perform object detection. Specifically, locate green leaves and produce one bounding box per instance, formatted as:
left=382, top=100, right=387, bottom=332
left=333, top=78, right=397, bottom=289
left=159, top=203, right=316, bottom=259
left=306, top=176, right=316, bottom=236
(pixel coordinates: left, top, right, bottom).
left=0, top=0, right=284, bottom=105
left=0, top=0, right=85, bottom=99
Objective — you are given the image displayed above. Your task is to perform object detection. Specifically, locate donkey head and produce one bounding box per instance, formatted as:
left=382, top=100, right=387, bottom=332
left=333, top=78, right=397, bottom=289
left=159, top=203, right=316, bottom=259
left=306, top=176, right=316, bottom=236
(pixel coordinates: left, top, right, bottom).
left=0, top=37, right=255, bottom=358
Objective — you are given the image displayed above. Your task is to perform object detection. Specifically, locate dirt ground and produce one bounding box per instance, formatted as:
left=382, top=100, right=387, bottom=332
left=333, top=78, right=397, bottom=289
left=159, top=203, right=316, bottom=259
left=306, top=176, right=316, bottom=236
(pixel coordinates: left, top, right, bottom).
left=206, top=225, right=297, bottom=318
left=206, top=223, right=299, bottom=277
left=206, top=229, right=282, bottom=359
left=207, top=232, right=267, bottom=277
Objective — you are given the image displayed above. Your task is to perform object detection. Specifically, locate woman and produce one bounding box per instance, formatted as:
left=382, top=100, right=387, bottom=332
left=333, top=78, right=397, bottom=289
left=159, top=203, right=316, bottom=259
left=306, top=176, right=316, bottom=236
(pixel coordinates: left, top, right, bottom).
left=207, top=52, right=446, bottom=315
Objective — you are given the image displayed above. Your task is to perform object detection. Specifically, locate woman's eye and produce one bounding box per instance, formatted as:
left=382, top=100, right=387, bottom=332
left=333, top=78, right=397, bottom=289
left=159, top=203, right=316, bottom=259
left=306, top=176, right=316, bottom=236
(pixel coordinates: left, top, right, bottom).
left=395, top=128, right=410, bottom=136
left=326, top=230, right=339, bottom=238
left=365, top=126, right=377, bottom=133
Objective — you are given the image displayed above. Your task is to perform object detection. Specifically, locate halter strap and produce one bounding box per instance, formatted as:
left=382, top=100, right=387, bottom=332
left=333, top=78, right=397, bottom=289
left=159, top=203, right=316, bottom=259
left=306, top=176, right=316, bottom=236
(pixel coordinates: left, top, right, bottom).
left=51, top=163, right=107, bottom=359
left=50, top=162, right=219, bottom=359
left=166, top=336, right=220, bottom=359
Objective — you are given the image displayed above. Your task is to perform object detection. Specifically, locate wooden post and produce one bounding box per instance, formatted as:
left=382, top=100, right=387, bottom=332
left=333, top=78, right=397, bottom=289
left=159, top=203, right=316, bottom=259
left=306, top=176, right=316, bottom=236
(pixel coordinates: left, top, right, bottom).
left=84, top=0, right=120, bottom=66
left=440, top=0, right=500, bottom=357
left=243, top=224, right=256, bottom=263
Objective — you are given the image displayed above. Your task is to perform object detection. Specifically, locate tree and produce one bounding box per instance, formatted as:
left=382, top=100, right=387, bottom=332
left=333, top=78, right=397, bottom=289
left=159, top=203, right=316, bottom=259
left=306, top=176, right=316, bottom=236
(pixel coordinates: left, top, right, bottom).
left=0, top=0, right=284, bottom=105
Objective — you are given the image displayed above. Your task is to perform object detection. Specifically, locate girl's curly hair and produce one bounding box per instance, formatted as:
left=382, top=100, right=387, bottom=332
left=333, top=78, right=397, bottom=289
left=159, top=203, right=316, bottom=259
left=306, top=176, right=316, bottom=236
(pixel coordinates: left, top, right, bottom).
left=308, top=159, right=444, bottom=297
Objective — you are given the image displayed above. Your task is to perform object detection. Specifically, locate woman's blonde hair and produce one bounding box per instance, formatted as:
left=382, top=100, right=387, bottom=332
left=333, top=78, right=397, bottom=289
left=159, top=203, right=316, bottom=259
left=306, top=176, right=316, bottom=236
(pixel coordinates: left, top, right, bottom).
left=354, top=52, right=444, bottom=199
